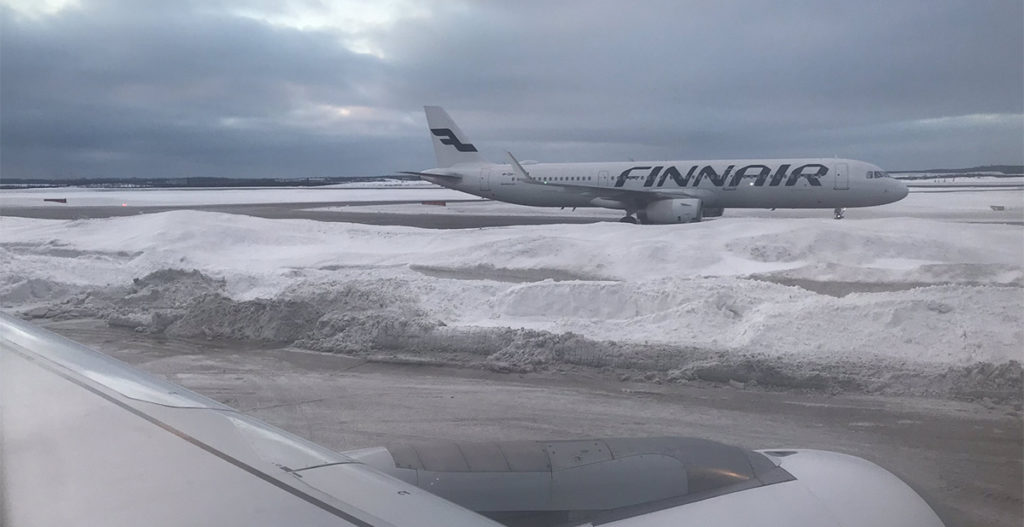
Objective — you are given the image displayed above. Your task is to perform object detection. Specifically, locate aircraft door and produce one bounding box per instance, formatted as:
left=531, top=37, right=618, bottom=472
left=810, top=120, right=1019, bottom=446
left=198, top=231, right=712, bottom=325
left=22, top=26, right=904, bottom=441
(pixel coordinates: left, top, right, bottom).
left=834, top=163, right=849, bottom=190
left=480, top=168, right=491, bottom=191
left=598, top=170, right=610, bottom=187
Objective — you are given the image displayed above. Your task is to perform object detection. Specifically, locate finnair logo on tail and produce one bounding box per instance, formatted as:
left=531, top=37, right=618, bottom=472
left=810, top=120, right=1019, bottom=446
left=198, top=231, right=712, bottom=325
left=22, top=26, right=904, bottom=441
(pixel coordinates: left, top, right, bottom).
left=431, top=128, right=478, bottom=152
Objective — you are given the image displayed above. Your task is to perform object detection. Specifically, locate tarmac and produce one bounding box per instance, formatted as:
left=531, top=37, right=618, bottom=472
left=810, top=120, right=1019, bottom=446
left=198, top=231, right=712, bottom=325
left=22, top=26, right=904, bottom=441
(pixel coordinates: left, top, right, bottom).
left=0, top=200, right=608, bottom=228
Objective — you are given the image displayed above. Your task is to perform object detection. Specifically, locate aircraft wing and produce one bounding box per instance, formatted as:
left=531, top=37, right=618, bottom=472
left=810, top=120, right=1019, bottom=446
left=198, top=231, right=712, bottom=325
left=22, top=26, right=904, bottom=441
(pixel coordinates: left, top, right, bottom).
left=0, top=312, right=499, bottom=527
left=505, top=151, right=709, bottom=209
left=570, top=183, right=709, bottom=208
left=1, top=312, right=945, bottom=527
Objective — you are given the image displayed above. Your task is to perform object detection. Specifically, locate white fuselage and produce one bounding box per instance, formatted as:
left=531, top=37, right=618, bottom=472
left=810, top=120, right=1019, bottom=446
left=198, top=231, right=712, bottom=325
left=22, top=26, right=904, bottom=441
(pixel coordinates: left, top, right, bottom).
left=423, top=158, right=907, bottom=211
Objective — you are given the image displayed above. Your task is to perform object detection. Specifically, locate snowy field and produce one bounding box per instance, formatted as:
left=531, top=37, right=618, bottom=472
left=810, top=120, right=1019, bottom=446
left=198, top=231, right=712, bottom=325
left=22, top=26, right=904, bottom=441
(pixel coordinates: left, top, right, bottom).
left=0, top=183, right=465, bottom=208
left=1, top=186, right=1021, bottom=403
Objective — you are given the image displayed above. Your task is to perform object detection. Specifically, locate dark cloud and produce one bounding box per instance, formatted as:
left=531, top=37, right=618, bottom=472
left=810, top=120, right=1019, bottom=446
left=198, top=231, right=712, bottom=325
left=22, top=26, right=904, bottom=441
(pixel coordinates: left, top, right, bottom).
left=1, top=0, right=1021, bottom=179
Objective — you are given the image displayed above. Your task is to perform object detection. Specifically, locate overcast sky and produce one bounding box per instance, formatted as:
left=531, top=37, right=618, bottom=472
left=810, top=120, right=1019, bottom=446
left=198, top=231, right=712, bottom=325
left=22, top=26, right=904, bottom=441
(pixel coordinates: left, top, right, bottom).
left=1, top=0, right=1021, bottom=179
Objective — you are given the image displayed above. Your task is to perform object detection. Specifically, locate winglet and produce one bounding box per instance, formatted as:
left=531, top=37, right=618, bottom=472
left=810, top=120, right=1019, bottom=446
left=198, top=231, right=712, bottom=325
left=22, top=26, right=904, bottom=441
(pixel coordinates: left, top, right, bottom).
left=507, top=151, right=540, bottom=184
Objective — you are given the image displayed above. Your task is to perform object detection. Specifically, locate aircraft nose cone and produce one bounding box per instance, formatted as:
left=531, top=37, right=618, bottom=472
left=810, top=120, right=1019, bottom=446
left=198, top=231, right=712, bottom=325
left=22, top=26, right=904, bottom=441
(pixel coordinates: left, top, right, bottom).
left=895, top=180, right=909, bottom=200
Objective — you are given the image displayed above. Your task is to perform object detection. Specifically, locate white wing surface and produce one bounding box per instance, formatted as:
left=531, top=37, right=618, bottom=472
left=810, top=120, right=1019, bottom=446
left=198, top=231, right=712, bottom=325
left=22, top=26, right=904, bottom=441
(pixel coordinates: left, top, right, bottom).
left=0, top=312, right=499, bottom=527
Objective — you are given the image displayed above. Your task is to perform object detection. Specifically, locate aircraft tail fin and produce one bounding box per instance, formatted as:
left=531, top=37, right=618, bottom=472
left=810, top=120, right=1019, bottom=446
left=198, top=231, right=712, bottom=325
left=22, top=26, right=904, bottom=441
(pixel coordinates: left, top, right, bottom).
left=424, top=106, right=487, bottom=168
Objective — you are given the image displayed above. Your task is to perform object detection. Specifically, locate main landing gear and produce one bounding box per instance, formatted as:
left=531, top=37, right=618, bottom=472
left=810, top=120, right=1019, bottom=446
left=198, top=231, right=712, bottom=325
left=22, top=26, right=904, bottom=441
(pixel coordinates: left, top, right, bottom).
left=619, top=215, right=638, bottom=224
left=833, top=207, right=846, bottom=220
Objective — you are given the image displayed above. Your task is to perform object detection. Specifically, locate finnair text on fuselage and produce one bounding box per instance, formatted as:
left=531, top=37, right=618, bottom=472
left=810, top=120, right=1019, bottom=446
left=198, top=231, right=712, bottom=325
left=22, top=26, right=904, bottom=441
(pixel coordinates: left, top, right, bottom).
left=615, top=163, right=828, bottom=188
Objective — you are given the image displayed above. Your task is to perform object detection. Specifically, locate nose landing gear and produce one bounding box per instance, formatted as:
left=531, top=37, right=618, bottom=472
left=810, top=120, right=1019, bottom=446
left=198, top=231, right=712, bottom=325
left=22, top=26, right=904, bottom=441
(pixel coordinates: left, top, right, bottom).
left=833, top=207, right=846, bottom=220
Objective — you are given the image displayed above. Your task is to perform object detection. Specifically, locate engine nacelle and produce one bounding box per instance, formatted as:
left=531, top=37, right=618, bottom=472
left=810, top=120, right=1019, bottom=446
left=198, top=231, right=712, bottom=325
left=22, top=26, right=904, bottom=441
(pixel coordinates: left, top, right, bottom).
left=638, top=198, right=702, bottom=224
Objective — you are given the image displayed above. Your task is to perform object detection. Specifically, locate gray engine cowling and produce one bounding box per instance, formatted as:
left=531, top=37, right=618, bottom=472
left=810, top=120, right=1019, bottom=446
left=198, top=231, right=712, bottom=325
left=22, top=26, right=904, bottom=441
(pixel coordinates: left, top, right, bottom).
left=638, top=198, right=702, bottom=224
left=339, top=437, right=793, bottom=526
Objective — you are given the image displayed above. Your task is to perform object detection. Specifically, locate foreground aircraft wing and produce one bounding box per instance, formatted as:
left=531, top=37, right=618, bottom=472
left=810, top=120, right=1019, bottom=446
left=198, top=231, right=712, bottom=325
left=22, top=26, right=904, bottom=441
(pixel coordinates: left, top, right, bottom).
left=0, top=312, right=499, bottom=527
left=506, top=151, right=709, bottom=209
left=1, top=313, right=945, bottom=527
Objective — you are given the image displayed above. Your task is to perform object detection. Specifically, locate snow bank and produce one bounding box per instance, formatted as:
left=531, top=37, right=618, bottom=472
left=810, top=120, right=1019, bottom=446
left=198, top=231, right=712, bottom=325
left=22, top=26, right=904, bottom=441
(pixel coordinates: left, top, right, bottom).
left=2, top=209, right=1021, bottom=401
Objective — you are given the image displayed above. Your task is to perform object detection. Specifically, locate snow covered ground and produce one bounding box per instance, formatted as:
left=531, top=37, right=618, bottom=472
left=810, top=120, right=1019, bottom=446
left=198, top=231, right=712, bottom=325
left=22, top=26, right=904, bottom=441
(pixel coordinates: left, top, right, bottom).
left=1, top=187, right=1021, bottom=402
left=0, top=184, right=466, bottom=207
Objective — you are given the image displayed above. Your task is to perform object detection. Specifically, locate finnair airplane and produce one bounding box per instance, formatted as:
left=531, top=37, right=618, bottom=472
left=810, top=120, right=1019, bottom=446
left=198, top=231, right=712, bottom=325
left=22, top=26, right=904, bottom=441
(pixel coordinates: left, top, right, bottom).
left=1, top=312, right=945, bottom=526
left=404, top=107, right=908, bottom=223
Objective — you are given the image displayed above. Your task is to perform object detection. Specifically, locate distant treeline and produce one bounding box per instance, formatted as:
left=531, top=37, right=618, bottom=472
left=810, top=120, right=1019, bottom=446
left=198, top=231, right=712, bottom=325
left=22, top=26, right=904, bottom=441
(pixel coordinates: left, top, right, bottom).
left=0, top=175, right=421, bottom=190
left=889, top=165, right=1023, bottom=176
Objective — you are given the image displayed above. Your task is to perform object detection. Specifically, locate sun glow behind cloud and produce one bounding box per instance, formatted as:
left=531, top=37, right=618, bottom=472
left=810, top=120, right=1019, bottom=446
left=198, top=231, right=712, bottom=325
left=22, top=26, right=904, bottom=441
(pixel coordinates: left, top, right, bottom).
left=226, top=0, right=436, bottom=57
left=218, top=103, right=418, bottom=138
left=288, top=103, right=419, bottom=135
left=2, top=0, right=81, bottom=18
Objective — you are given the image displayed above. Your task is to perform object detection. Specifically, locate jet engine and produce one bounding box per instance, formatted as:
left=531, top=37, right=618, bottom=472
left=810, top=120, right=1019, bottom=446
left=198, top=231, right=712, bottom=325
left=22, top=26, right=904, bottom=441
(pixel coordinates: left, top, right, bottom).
left=638, top=198, right=702, bottom=224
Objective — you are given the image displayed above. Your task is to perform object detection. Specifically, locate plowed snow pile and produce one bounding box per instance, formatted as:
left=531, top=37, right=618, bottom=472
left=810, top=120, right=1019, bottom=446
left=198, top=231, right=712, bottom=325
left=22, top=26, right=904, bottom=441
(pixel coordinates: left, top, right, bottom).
left=1, top=210, right=1021, bottom=402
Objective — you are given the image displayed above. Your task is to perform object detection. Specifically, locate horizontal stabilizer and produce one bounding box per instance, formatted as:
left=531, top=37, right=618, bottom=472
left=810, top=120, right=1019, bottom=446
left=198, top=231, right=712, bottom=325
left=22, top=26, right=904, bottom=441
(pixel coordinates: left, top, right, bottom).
left=398, top=171, right=462, bottom=180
